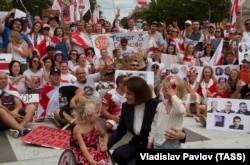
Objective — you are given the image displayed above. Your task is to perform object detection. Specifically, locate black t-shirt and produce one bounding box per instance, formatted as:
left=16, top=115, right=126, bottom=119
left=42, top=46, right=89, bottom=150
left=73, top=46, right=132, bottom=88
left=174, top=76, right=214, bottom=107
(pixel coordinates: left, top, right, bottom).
left=59, top=85, right=78, bottom=108
left=240, top=85, right=250, bottom=100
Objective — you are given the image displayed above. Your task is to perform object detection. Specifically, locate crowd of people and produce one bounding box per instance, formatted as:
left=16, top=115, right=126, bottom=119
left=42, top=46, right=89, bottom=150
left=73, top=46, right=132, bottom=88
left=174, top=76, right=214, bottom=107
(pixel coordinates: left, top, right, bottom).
left=0, top=5, right=250, bottom=165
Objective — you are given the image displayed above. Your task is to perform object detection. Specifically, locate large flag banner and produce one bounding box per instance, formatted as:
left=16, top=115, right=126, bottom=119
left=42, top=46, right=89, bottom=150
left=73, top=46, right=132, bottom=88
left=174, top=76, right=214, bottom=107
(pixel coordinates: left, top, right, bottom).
left=230, top=0, right=246, bottom=28
left=206, top=98, right=250, bottom=132
left=208, top=39, right=224, bottom=66
left=0, top=53, right=12, bottom=73
left=238, top=42, right=250, bottom=65
left=91, top=31, right=149, bottom=58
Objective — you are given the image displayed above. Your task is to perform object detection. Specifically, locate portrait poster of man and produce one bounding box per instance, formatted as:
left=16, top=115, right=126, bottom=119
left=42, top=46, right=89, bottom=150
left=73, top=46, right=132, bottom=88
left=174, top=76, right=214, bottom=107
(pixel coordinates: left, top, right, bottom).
left=238, top=42, right=250, bottom=65
left=211, top=65, right=239, bottom=81
left=169, top=64, right=203, bottom=81
left=114, top=70, right=154, bottom=88
left=206, top=98, right=250, bottom=132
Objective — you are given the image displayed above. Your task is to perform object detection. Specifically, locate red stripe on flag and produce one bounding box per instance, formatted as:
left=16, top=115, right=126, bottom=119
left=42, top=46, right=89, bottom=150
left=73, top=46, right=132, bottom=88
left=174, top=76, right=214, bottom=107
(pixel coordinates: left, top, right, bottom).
left=0, top=63, right=9, bottom=69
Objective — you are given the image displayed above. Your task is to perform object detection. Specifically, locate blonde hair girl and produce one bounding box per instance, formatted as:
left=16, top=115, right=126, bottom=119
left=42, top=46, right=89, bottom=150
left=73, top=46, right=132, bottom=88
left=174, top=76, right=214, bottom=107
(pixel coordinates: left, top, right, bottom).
left=70, top=99, right=110, bottom=165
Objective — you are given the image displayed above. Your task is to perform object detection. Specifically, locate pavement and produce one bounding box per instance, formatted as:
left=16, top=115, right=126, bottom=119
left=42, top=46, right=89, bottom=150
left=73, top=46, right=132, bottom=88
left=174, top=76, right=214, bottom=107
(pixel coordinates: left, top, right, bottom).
left=1, top=115, right=250, bottom=165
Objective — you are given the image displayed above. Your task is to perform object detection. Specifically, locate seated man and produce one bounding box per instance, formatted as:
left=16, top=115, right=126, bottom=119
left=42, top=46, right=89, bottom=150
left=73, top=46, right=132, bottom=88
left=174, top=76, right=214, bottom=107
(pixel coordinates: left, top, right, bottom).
left=102, top=75, right=127, bottom=131
left=36, top=68, right=85, bottom=127
left=0, top=107, right=31, bottom=137
left=0, top=71, right=34, bottom=137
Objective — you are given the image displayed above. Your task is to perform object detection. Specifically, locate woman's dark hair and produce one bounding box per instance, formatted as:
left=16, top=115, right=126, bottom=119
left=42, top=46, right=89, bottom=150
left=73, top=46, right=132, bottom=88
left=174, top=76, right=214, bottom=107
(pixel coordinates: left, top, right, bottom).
left=85, top=47, right=96, bottom=57
left=125, top=76, right=152, bottom=105
left=68, top=49, right=79, bottom=60
left=29, top=55, right=41, bottom=70
left=42, top=56, right=55, bottom=69
left=8, top=60, right=21, bottom=76
left=9, top=18, right=23, bottom=31
left=53, top=27, right=64, bottom=37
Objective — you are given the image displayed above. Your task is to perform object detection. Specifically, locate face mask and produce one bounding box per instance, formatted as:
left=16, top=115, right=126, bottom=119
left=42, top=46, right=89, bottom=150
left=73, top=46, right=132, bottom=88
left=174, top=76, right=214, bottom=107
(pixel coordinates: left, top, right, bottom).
left=70, top=27, right=75, bottom=32
left=136, top=22, right=142, bottom=28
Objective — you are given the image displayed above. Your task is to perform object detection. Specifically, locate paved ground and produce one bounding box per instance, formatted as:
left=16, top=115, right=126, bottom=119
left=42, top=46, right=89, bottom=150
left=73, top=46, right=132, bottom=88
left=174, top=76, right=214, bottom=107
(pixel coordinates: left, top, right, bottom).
left=1, top=116, right=250, bottom=165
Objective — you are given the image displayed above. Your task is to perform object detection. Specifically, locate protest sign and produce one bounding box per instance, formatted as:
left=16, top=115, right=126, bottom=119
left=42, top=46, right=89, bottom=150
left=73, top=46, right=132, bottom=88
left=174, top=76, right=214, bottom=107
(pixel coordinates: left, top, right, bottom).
left=206, top=98, right=250, bottom=133
left=21, top=125, right=71, bottom=150
left=0, top=53, right=12, bottom=73
left=91, top=31, right=149, bottom=58
left=115, top=70, right=154, bottom=87
left=161, top=54, right=179, bottom=70
left=113, top=53, right=146, bottom=70
left=238, top=42, right=250, bottom=65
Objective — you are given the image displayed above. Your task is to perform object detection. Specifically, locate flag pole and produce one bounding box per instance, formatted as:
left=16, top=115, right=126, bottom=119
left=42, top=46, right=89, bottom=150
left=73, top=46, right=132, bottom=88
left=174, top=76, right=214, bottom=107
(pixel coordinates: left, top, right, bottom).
left=112, top=0, right=115, bottom=15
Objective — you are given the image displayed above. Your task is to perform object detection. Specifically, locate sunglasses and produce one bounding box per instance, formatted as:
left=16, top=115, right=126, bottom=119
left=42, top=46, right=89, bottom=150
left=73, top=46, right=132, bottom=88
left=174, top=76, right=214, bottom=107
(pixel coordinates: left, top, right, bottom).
left=131, top=64, right=139, bottom=67
left=216, top=31, right=221, bottom=33
left=43, top=27, right=50, bottom=30
left=152, top=65, right=159, bottom=69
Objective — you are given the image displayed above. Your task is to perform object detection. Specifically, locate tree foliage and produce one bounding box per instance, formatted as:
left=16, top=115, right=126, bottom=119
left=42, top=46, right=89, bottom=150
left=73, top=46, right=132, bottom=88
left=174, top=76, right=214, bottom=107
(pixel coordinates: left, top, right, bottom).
left=131, top=0, right=231, bottom=29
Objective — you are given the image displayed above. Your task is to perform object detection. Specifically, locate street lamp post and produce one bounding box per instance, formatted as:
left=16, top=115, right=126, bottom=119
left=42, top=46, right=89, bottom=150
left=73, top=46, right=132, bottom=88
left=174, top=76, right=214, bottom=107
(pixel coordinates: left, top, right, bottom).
left=191, top=0, right=211, bottom=21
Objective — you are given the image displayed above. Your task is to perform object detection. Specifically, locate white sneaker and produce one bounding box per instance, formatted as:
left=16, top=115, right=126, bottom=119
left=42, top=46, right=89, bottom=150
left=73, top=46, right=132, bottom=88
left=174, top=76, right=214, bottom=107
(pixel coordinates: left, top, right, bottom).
left=9, top=129, right=20, bottom=138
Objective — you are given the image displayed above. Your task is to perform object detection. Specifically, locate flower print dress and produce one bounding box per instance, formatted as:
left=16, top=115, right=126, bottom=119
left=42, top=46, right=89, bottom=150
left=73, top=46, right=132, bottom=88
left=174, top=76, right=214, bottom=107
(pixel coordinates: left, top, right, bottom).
left=70, top=127, right=110, bottom=165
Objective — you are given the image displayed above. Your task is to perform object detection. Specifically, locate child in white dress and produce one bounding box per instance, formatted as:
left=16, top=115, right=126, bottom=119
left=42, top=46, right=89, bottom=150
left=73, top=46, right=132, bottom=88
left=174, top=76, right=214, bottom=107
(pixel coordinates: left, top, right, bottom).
left=147, top=75, right=186, bottom=149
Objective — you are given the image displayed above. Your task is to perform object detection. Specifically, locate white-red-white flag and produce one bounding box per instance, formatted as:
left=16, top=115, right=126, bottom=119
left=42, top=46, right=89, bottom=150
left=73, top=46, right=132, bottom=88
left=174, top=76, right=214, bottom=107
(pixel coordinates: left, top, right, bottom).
left=71, top=31, right=93, bottom=49
left=36, top=81, right=71, bottom=119
left=230, top=0, right=246, bottom=28
left=208, top=39, right=224, bottom=66
left=90, top=4, right=99, bottom=24
left=134, top=0, right=149, bottom=5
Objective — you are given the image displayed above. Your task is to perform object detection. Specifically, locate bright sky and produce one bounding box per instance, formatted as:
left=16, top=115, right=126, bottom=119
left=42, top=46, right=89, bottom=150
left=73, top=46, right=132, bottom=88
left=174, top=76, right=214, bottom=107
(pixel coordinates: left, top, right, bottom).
left=96, top=0, right=137, bottom=23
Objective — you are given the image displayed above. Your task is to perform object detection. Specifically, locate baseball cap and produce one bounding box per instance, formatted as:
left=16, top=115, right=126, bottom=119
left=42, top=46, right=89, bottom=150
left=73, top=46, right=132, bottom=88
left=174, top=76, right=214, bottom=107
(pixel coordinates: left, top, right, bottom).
left=209, top=23, right=216, bottom=28
left=21, top=17, right=28, bottom=22
left=43, top=24, right=50, bottom=28
left=54, top=50, right=63, bottom=56
left=151, top=21, right=159, bottom=26
left=185, top=20, right=192, bottom=25
left=47, top=45, right=55, bottom=50
left=242, top=56, right=250, bottom=63
left=50, top=68, right=61, bottom=75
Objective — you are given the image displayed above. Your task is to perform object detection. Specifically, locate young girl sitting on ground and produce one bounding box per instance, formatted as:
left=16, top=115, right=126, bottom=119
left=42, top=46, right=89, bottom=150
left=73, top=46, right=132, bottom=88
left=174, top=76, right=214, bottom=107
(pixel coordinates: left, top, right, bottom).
left=147, top=75, right=186, bottom=149
left=70, top=99, right=110, bottom=165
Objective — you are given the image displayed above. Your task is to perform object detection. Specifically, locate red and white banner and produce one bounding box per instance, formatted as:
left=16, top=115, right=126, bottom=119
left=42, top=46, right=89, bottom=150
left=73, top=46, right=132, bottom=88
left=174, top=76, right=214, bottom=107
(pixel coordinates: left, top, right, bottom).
left=36, top=81, right=72, bottom=119
left=230, top=0, right=246, bottom=28
left=208, top=39, right=224, bottom=66
left=0, top=53, right=12, bottom=74
left=28, top=37, right=47, bottom=58
left=71, top=30, right=93, bottom=49
left=52, top=0, right=90, bottom=22
left=90, top=4, right=99, bottom=24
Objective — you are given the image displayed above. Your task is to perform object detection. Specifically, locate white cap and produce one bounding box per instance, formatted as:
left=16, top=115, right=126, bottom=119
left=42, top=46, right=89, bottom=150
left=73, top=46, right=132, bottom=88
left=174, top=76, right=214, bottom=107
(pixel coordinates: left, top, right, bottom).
left=185, top=20, right=192, bottom=25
